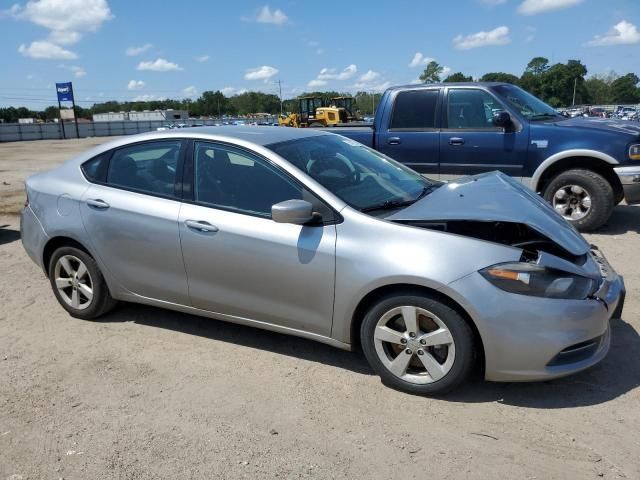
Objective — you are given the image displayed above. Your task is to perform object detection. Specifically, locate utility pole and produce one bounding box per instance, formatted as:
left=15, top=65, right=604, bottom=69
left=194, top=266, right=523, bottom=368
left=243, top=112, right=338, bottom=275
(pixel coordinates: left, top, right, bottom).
left=275, top=79, right=284, bottom=115
left=572, top=77, right=577, bottom=106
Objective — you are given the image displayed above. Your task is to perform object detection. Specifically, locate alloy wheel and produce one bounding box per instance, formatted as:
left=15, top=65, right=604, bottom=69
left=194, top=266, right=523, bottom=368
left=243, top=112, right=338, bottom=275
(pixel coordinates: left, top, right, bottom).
left=54, top=254, right=94, bottom=310
left=552, top=184, right=592, bottom=221
left=373, top=306, right=455, bottom=384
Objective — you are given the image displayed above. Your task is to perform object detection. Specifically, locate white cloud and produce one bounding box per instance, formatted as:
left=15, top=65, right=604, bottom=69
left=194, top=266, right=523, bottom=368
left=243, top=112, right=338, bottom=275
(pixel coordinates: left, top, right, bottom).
left=587, top=20, right=640, bottom=46
left=453, top=26, right=510, bottom=49
left=127, top=80, right=145, bottom=90
left=133, top=94, right=158, bottom=102
left=352, top=80, right=391, bottom=92
left=307, top=79, right=327, bottom=88
left=441, top=66, right=452, bottom=77
left=18, top=40, right=77, bottom=59
left=195, top=55, right=209, bottom=62
left=182, top=85, right=198, bottom=98
left=318, top=64, right=357, bottom=81
left=220, top=87, right=236, bottom=95
left=70, top=65, right=85, bottom=77
left=518, top=0, right=582, bottom=15
left=126, top=43, right=152, bottom=56
left=408, top=52, right=434, bottom=68
left=137, top=58, right=183, bottom=72
left=316, top=48, right=324, bottom=55
left=358, top=70, right=380, bottom=82
left=255, top=5, right=288, bottom=25
left=244, top=65, right=278, bottom=81
left=10, top=0, right=113, bottom=45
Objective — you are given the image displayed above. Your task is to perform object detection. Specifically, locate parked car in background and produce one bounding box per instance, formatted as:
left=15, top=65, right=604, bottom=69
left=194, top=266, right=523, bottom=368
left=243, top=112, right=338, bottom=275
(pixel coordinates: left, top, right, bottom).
left=21, top=127, right=625, bottom=395
left=588, top=107, right=606, bottom=118
left=329, top=83, right=640, bottom=231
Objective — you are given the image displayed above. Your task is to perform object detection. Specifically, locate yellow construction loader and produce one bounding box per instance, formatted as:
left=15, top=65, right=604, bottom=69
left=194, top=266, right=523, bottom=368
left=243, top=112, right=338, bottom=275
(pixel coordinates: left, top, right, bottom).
left=278, top=96, right=358, bottom=127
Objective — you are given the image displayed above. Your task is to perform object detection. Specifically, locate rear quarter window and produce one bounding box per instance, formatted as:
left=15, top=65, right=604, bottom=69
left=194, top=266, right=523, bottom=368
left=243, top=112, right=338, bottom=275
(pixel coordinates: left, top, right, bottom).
left=81, top=151, right=110, bottom=182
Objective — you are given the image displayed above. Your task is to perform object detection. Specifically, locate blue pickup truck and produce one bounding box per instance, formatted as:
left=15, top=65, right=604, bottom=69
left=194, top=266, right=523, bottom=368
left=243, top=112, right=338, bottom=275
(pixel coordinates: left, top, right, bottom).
left=331, top=83, right=640, bottom=231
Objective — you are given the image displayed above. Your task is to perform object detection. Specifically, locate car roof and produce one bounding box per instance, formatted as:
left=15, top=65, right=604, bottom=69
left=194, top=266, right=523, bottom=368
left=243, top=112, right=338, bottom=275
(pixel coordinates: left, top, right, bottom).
left=386, top=82, right=509, bottom=91
left=144, top=125, right=330, bottom=146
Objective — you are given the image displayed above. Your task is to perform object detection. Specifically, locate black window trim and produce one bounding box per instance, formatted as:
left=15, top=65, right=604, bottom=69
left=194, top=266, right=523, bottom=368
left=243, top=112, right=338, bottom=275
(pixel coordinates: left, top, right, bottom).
left=441, top=86, right=523, bottom=133
left=79, top=138, right=188, bottom=202
left=182, top=139, right=342, bottom=225
left=387, top=88, right=442, bottom=132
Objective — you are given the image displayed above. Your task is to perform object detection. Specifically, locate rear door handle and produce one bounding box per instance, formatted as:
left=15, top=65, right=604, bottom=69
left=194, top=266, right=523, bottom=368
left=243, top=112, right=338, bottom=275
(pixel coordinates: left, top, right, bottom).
left=387, top=137, right=401, bottom=145
left=448, top=137, right=465, bottom=146
left=185, top=220, right=219, bottom=233
left=86, top=198, right=110, bottom=209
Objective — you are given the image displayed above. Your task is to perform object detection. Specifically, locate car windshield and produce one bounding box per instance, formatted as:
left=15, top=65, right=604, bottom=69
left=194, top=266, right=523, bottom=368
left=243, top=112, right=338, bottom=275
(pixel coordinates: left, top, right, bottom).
left=267, top=134, right=435, bottom=212
left=491, top=84, right=561, bottom=120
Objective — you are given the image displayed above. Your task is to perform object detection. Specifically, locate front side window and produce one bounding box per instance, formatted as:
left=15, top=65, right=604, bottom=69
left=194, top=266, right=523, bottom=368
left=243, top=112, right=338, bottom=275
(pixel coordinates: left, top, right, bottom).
left=194, top=142, right=309, bottom=217
left=106, top=141, right=181, bottom=197
left=390, top=89, right=439, bottom=130
left=268, top=134, right=435, bottom=212
left=446, top=89, right=504, bottom=129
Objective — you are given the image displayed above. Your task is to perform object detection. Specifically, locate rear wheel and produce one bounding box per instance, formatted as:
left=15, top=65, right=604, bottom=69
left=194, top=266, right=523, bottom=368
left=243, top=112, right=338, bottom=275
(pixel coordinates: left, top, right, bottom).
left=543, top=169, right=614, bottom=231
left=48, top=246, right=117, bottom=320
left=360, top=294, right=475, bottom=395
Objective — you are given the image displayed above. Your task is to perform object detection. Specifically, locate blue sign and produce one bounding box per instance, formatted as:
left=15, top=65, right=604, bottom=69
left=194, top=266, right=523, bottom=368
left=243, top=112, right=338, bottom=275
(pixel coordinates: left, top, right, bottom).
left=56, top=82, right=74, bottom=102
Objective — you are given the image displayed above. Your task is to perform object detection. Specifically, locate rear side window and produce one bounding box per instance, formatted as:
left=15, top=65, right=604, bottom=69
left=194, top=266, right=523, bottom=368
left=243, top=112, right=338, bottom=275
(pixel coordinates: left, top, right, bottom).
left=81, top=152, right=110, bottom=182
left=390, top=90, right=439, bottom=129
left=106, top=141, right=182, bottom=197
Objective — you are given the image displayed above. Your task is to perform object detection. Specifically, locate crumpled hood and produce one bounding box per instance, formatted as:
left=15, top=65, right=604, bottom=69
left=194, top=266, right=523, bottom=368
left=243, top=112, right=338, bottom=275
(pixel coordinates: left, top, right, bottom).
left=386, top=171, right=590, bottom=256
left=554, top=117, right=640, bottom=137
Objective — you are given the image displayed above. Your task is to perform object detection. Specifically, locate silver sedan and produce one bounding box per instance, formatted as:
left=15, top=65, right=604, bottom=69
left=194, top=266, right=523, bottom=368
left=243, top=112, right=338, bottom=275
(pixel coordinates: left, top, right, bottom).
left=21, top=127, right=625, bottom=395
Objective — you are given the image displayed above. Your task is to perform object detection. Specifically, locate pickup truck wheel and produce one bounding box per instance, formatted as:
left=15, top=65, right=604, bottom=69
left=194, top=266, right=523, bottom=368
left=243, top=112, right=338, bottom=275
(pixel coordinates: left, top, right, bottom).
left=543, top=169, right=613, bottom=231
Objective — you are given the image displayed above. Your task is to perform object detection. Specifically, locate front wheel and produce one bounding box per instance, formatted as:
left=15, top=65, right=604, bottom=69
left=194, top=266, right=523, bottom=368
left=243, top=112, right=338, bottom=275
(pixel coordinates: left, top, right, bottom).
left=543, top=169, right=614, bottom=231
left=360, top=294, right=475, bottom=395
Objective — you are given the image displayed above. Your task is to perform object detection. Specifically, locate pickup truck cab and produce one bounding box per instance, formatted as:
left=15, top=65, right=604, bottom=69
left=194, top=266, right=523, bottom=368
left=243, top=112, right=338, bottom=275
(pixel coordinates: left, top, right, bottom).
left=331, top=83, right=640, bottom=230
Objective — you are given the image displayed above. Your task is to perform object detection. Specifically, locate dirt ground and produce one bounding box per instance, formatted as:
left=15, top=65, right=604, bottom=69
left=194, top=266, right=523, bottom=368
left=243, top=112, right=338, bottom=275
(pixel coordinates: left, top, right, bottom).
left=1, top=138, right=639, bottom=479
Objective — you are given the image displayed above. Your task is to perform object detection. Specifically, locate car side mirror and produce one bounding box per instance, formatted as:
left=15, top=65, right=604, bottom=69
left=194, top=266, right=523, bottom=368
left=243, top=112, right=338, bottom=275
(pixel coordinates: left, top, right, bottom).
left=492, top=111, right=512, bottom=128
left=272, top=199, right=317, bottom=225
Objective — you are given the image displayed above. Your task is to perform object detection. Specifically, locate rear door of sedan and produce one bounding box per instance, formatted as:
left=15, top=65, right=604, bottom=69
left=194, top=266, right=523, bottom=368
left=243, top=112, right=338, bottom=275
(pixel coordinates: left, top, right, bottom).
left=79, top=139, right=190, bottom=304
left=178, top=140, right=337, bottom=336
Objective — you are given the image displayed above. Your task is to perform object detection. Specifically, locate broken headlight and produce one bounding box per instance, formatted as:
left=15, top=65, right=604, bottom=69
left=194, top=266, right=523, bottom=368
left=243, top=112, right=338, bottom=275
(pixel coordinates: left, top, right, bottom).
left=480, top=262, right=596, bottom=300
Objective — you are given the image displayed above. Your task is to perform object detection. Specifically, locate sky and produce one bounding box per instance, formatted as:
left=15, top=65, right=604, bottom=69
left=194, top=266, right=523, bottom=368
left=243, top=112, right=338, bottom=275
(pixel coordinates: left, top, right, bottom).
left=0, top=0, right=639, bottom=109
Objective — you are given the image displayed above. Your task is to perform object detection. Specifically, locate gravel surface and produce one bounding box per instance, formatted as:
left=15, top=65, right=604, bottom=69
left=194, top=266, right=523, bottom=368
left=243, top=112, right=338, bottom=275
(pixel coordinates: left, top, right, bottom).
left=1, top=138, right=639, bottom=479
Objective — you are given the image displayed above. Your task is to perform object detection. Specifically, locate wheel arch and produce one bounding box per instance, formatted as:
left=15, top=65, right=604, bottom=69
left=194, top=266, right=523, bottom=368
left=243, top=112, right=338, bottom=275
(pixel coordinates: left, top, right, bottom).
left=42, top=236, right=93, bottom=278
left=349, top=283, right=485, bottom=372
left=531, top=151, right=623, bottom=203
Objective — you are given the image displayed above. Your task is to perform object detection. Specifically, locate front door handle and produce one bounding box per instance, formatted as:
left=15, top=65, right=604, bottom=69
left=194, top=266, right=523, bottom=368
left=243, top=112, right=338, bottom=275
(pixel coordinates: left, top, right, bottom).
left=448, top=137, right=465, bottom=146
left=86, top=198, right=110, bottom=209
left=185, top=220, right=219, bottom=233
left=387, top=137, right=401, bottom=145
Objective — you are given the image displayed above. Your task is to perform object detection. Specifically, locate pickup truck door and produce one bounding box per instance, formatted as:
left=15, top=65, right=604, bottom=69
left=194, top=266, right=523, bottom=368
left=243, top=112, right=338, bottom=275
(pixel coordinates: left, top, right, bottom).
left=438, top=87, right=528, bottom=181
left=376, top=88, right=441, bottom=177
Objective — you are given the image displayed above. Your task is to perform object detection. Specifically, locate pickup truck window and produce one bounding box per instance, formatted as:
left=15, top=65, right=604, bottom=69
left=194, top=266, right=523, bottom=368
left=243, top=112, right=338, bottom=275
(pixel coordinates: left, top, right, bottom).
left=390, top=90, right=439, bottom=130
left=446, top=89, right=502, bottom=129
left=268, top=135, right=434, bottom=212
left=491, top=84, right=561, bottom=121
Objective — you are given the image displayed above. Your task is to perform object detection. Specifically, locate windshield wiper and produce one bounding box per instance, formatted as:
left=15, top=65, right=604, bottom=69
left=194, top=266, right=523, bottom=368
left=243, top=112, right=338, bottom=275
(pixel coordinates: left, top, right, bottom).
left=360, top=185, right=437, bottom=213
left=529, top=113, right=560, bottom=121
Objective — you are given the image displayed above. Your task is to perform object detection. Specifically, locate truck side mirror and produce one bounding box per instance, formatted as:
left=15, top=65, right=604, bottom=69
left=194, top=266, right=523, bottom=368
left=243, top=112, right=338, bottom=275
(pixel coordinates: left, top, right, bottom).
left=492, top=111, right=512, bottom=128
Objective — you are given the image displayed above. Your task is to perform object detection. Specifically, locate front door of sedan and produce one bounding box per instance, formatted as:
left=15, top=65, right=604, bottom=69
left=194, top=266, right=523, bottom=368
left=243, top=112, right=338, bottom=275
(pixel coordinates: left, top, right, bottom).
left=79, top=139, right=190, bottom=305
left=178, top=141, right=337, bottom=336
left=438, top=88, right=528, bottom=181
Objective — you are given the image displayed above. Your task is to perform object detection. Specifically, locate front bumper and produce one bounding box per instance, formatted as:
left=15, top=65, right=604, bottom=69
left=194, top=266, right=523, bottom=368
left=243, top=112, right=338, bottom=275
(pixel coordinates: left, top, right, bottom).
left=447, top=255, right=625, bottom=382
left=614, top=166, right=640, bottom=204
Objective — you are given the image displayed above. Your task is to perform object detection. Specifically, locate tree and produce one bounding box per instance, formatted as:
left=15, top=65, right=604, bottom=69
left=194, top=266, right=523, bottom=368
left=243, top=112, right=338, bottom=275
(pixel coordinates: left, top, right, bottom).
left=419, top=61, right=443, bottom=83
left=525, top=57, right=549, bottom=75
left=584, top=75, right=614, bottom=105
left=480, top=72, right=520, bottom=85
left=610, top=73, right=640, bottom=103
left=444, top=72, right=473, bottom=82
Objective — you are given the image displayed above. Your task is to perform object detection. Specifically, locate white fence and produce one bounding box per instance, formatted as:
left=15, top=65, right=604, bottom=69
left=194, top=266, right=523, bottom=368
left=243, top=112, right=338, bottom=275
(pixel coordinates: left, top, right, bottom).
left=0, top=117, right=278, bottom=143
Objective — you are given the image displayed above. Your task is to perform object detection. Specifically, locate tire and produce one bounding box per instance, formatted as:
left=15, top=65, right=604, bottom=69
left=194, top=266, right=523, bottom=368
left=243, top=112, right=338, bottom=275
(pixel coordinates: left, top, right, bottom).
left=48, top=246, right=117, bottom=320
left=542, top=169, right=614, bottom=232
left=360, top=293, right=475, bottom=395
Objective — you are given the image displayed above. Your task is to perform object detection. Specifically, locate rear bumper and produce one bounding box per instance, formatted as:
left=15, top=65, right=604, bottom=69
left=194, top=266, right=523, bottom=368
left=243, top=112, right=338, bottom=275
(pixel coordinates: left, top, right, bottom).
left=20, top=205, right=49, bottom=271
left=614, top=166, right=640, bottom=204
